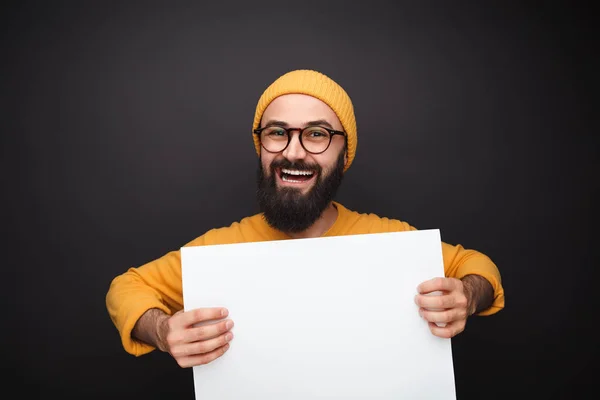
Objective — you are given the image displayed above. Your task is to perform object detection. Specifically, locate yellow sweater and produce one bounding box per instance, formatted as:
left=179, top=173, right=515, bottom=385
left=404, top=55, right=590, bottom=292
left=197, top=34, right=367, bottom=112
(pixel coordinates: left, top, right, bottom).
left=106, top=202, right=505, bottom=356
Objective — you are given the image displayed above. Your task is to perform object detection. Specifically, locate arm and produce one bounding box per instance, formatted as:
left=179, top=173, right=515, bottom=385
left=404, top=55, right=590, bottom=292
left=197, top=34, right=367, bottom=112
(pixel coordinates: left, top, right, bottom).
left=105, top=249, right=185, bottom=356
left=440, top=241, right=504, bottom=315
left=381, top=218, right=504, bottom=314
left=106, top=234, right=235, bottom=366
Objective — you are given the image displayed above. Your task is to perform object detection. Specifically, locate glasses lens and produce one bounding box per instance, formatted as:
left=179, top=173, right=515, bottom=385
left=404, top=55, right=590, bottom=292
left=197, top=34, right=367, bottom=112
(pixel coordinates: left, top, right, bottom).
left=260, top=127, right=288, bottom=152
left=302, top=127, right=331, bottom=153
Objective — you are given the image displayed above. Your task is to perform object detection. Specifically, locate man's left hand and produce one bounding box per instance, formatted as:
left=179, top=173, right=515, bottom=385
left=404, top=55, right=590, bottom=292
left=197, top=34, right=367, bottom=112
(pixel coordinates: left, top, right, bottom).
left=414, top=277, right=474, bottom=338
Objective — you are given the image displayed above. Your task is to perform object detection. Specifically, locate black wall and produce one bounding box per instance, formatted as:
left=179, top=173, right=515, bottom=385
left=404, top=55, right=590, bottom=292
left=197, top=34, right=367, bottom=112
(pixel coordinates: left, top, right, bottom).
left=2, top=1, right=597, bottom=399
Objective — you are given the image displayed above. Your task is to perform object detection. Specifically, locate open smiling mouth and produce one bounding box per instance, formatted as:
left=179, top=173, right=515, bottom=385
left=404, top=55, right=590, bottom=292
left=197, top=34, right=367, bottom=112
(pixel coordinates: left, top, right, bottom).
left=277, top=168, right=316, bottom=184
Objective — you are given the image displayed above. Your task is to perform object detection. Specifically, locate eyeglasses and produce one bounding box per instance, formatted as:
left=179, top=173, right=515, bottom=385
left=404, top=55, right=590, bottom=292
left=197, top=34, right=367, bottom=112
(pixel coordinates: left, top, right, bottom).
left=253, top=125, right=346, bottom=154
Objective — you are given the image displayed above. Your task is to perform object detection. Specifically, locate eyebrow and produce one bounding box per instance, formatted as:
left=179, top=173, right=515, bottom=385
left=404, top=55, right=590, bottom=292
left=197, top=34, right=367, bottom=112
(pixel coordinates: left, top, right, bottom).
left=263, top=119, right=334, bottom=129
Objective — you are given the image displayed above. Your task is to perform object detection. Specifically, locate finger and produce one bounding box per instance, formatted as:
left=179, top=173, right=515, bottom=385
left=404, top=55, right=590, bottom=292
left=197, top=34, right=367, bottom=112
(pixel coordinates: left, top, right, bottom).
left=180, top=319, right=234, bottom=343
left=171, top=307, right=229, bottom=330
left=176, top=343, right=231, bottom=368
left=427, top=321, right=465, bottom=339
left=417, top=277, right=458, bottom=294
left=171, top=331, right=234, bottom=358
left=414, top=293, right=456, bottom=309
left=419, top=307, right=466, bottom=324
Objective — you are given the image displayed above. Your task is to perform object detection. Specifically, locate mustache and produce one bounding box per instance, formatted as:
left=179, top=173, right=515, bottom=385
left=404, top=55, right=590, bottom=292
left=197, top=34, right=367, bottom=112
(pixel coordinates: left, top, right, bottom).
left=269, top=158, right=322, bottom=173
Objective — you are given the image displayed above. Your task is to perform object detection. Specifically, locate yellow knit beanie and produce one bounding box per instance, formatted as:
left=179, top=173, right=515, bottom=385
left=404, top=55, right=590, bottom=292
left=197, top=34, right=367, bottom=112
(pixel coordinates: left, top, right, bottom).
left=252, top=69, right=357, bottom=171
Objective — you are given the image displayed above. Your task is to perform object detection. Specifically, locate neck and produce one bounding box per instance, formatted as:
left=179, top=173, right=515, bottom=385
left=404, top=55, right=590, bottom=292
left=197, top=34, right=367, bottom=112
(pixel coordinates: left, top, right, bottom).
left=285, top=202, right=338, bottom=239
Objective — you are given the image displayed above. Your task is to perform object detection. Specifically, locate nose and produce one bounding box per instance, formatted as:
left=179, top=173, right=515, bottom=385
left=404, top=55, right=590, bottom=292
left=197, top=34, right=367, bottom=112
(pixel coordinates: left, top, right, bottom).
left=282, top=132, right=307, bottom=162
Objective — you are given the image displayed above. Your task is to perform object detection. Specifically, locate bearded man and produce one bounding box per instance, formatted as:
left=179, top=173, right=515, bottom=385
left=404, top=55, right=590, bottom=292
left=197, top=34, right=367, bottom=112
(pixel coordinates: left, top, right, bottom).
left=106, top=69, right=504, bottom=368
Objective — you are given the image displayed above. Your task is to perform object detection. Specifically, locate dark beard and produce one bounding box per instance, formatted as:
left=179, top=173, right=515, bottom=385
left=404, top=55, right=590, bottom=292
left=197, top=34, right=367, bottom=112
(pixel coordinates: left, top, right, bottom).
left=256, top=151, right=345, bottom=234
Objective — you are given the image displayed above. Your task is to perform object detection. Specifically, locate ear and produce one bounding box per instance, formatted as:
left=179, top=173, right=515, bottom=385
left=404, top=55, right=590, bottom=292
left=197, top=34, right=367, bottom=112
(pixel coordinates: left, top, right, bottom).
left=344, top=150, right=348, bottom=166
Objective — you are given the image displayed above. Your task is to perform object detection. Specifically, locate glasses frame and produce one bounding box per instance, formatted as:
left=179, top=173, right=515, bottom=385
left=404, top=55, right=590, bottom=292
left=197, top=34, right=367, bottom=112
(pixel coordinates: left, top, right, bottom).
left=253, top=125, right=346, bottom=155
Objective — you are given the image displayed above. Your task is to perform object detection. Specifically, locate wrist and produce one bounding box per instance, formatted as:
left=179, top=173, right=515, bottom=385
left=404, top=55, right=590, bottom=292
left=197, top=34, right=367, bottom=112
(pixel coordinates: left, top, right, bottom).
left=134, top=308, right=171, bottom=351
left=460, top=274, right=494, bottom=316
left=461, top=276, right=477, bottom=316
left=154, top=311, right=170, bottom=352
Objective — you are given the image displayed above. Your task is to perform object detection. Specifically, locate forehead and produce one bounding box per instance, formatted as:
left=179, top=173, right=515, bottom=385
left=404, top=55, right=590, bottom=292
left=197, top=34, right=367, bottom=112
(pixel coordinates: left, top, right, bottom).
left=261, top=94, right=342, bottom=129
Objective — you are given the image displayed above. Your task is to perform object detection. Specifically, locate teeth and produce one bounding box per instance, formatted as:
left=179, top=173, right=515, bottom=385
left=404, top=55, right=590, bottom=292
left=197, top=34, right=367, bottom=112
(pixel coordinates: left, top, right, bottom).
left=282, top=176, right=303, bottom=183
left=282, top=169, right=314, bottom=176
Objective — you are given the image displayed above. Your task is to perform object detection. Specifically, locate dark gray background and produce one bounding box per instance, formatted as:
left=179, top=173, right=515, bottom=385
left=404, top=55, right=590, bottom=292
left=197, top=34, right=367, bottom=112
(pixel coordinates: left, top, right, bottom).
left=1, top=1, right=597, bottom=399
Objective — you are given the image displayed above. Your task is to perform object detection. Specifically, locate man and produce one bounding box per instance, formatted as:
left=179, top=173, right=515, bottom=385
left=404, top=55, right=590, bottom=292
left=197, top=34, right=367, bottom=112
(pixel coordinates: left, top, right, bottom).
left=106, top=69, right=504, bottom=369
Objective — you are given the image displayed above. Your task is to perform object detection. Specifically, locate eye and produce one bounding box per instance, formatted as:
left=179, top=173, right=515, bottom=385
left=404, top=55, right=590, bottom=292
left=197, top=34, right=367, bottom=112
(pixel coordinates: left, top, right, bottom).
left=266, top=128, right=286, bottom=137
left=304, top=127, right=329, bottom=139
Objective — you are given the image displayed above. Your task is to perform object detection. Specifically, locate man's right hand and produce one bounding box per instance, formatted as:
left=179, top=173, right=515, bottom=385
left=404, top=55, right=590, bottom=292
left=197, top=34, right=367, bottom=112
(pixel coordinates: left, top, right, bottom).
left=156, top=307, right=234, bottom=368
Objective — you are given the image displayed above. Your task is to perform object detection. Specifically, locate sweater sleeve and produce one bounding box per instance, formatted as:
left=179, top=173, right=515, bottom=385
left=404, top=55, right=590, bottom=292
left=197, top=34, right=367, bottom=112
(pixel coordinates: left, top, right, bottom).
left=441, top=242, right=505, bottom=316
left=105, top=235, right=207, bottom=356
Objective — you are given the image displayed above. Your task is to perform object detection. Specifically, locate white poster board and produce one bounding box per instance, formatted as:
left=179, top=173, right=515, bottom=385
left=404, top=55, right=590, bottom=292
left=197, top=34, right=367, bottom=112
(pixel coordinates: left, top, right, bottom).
left=181, top=229, right=456, bottom=399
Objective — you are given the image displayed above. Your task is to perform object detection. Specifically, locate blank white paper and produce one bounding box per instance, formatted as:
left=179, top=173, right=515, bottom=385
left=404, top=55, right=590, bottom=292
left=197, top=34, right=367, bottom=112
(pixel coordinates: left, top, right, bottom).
left=181, top=229, right=456, bottom=399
